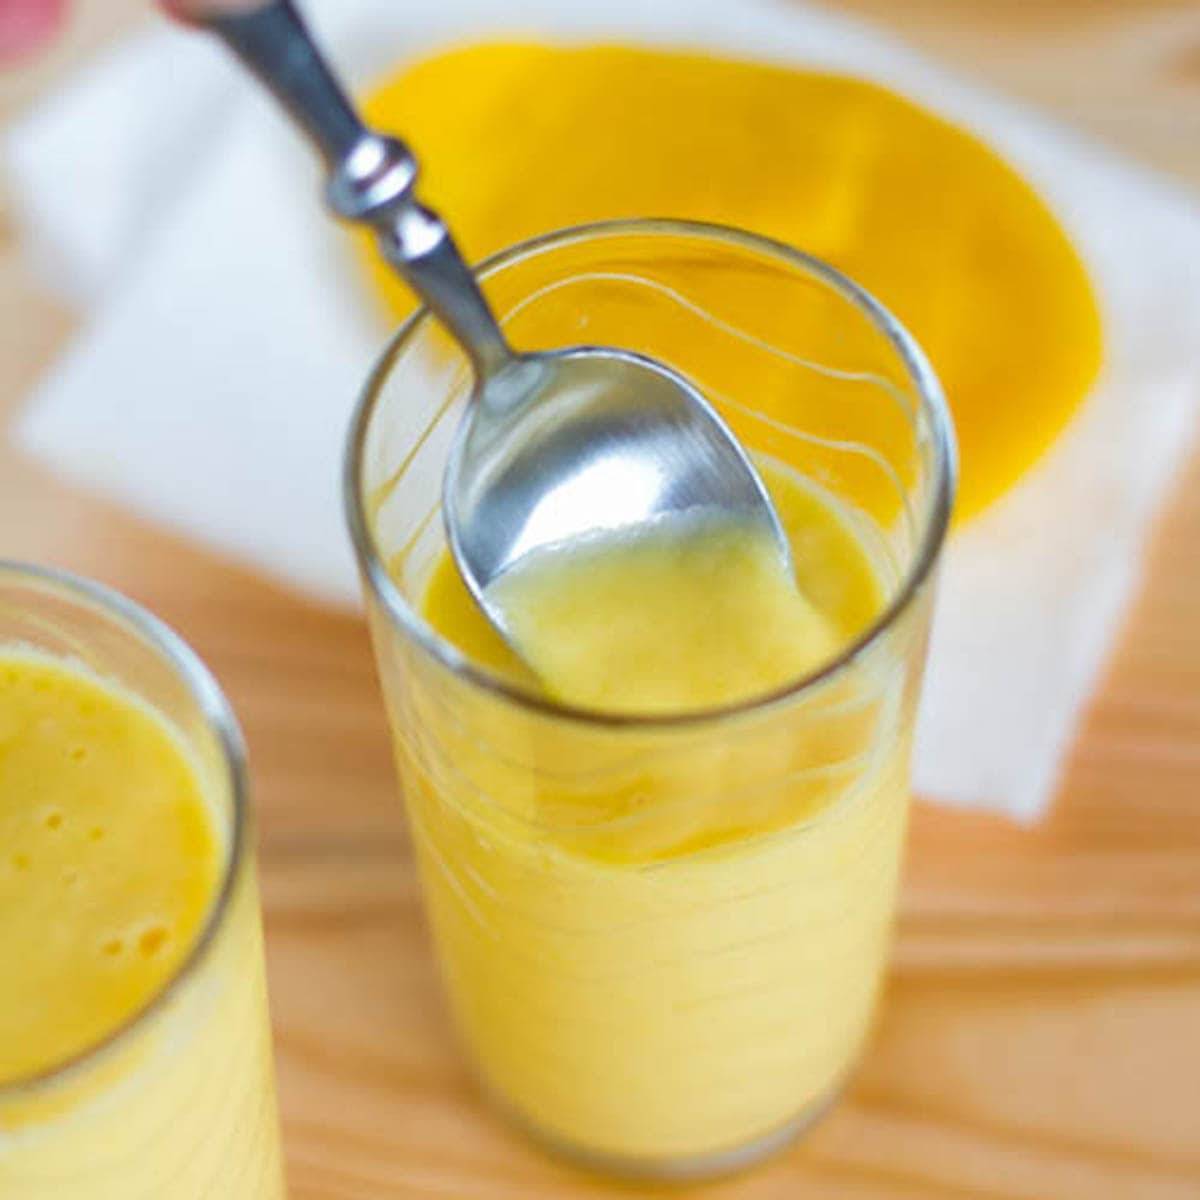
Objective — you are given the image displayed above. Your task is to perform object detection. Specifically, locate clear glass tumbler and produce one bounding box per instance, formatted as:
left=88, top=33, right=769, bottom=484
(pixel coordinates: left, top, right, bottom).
left=346, top=220, right=954, bottom=1177
left=0, top=564, right=285, bottom=1198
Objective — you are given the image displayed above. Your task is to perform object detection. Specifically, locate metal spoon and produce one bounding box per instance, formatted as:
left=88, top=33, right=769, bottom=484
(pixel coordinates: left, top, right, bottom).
left=196, top=0, right=792, bottom=641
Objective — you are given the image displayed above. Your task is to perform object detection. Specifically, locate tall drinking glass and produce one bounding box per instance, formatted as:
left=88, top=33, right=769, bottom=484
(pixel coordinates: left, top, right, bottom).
left=347, top=220, right=954, bottom=1177
left=0, top=564, right=285, bottom=1198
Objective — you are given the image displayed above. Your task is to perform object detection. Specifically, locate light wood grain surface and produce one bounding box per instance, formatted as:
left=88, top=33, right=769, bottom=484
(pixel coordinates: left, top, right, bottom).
left=3, top=2, right=1199, bottom=1196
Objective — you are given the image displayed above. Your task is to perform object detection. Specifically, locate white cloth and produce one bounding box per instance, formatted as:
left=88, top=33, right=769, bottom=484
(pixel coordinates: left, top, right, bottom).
left=6, top=0, right=1200, bottom=821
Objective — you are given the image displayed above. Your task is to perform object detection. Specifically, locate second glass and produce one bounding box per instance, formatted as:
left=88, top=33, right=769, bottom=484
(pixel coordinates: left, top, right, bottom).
left=347, top=220, right=954, bottom=1176
left=0, top=565, right=284, bottom=1198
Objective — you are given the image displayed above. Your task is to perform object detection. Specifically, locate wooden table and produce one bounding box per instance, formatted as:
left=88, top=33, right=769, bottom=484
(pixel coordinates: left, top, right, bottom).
left=3, top=3, right=1199, bottom=1196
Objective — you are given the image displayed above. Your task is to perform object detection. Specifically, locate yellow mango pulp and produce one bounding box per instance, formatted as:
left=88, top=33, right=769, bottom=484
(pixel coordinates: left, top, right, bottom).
left=0, top=652, right=218, bottom=1083
left=424, top=459, right=884, bottom=720
left=360, top=43, right=1102, bottom=521
left=487, top=519, right=840, bottom=714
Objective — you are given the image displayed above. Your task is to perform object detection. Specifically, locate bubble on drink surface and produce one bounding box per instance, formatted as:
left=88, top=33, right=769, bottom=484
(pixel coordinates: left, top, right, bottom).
left=138, top=925, right=170, bottom=959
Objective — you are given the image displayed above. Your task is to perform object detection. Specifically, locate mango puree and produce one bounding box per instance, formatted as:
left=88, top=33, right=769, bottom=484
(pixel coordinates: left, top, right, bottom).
left=384, top=462, right=918, bottom=1162
left=361, top=43, right=1101, bottom=522
left=0, top=652, right=283, bottom=1198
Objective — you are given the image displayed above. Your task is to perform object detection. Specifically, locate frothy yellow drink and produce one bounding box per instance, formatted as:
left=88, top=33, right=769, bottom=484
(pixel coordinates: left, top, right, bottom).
left=487, top=517, right=839, bottom=714
left=0, top=651, right=284, bottom=1198
left=394, top=461, right=913, bottom=1166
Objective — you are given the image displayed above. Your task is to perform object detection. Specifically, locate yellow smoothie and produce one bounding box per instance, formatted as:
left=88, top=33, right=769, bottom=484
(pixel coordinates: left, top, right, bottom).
left=0, top=651, right=284, bottom=1198
left=486, top=516, right=840, bottom=714
left=389, top=461, right=914, bottom=1164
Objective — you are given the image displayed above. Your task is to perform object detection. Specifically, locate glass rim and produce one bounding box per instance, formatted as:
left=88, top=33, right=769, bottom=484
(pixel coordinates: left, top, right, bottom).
left=344, top=217, right=957, bottom=730
left=0, top=559, right=249, bottom=1095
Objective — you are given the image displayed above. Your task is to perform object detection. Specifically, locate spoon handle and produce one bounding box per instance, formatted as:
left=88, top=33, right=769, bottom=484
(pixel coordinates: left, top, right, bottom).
left=198, top=0, right=511, bottom=377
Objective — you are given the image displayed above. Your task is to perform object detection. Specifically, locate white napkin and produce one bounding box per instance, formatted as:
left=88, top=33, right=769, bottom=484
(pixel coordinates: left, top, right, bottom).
left=7, top=0, right=1200, bottom=821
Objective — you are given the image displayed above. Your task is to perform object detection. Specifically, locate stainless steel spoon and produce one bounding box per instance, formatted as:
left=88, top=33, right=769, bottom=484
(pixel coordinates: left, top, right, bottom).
left=196, top=0, right=792, bottom=641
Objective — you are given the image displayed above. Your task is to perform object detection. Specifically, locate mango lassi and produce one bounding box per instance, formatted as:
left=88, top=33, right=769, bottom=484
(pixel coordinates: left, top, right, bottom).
left=385, top=462, right=918, bottom=1168
left=352, top=216, right=952, bottom=1176
left=0, top=653, right=219, bottom=1081
left=0, top=642, right=283, bottom=1198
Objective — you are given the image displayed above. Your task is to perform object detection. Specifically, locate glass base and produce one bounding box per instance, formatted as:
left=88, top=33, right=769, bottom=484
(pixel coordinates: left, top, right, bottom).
left=496, top=1082, right=843, bottom=1183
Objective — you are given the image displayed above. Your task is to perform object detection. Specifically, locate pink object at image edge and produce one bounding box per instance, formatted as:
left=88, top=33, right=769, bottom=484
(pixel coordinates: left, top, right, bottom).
left=0, top=0, right=67, bottom=60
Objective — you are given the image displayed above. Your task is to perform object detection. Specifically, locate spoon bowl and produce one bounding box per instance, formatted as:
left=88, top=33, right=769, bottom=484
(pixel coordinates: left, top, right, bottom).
left=445, top=346, right=792, bottom=635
